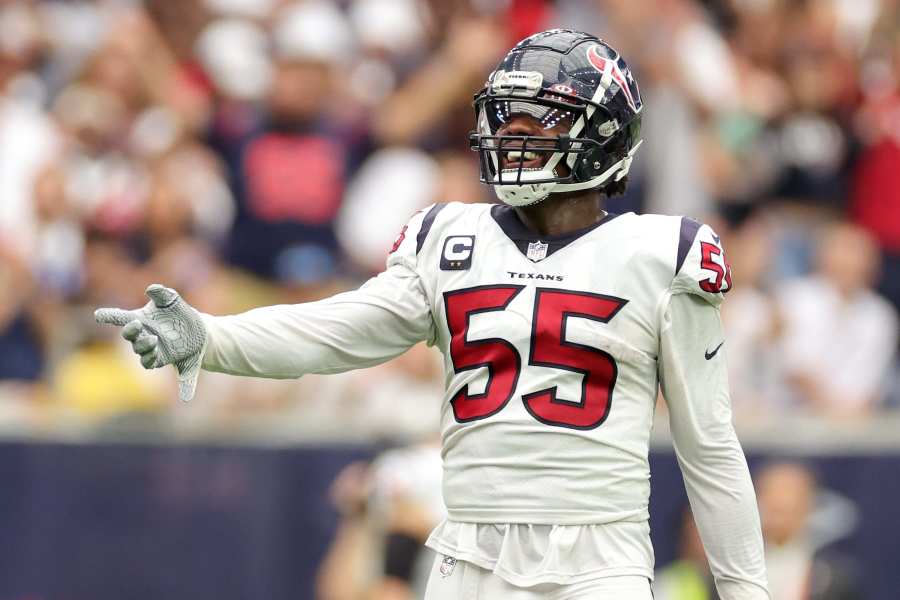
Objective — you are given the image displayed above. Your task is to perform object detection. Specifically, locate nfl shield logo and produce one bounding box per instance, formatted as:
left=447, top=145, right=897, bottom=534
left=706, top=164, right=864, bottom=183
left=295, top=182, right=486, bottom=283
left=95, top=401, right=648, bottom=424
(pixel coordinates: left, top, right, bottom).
left=439, top=555, right=457, bottom=577
left=527, top=240, right=549, bottom=262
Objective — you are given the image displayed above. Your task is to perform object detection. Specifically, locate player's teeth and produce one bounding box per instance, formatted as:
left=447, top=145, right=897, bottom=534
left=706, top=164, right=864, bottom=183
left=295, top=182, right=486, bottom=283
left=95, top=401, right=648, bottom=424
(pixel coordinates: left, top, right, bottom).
left=507, top=151, right=539, bottom=161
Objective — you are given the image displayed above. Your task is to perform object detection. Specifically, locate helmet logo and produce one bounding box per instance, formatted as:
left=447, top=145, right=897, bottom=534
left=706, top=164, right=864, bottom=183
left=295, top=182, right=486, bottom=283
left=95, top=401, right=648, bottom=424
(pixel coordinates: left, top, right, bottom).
left=586, top=45, right=639, bottom=112
left=549, top=83, right=575, bottom=96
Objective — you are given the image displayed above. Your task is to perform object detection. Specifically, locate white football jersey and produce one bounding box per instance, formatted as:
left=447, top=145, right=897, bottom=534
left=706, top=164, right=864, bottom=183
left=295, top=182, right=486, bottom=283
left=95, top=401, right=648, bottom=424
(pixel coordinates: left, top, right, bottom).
left=201, top=201, right=767, bottom=598
left=396, top=202, right=729, bottom=524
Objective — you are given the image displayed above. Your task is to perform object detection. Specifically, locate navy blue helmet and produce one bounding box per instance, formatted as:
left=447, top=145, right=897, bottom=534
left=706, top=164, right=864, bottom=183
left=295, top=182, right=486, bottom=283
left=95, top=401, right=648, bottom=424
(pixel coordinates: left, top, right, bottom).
left=470, top=29, right=643, bottom=206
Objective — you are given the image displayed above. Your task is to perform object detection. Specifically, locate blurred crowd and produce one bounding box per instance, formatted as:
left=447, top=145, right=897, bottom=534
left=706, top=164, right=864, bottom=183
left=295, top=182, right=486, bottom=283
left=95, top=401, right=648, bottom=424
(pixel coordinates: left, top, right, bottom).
left=1, top=0, right=899, bottom=433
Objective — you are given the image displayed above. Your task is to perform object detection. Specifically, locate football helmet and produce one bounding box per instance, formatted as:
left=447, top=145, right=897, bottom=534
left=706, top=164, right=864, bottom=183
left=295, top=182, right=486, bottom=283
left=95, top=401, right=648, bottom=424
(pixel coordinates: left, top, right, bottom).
left=470, top=29, right=643, bottom=206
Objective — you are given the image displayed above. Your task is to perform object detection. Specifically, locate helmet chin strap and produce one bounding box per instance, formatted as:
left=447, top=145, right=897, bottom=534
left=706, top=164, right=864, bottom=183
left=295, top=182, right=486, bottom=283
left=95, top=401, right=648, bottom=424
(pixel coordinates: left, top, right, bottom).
left=494, top=180, right=556, bottom=207
left=494, top=139, right=643, bottom=206
left=614, top=139, right=643, bottom=181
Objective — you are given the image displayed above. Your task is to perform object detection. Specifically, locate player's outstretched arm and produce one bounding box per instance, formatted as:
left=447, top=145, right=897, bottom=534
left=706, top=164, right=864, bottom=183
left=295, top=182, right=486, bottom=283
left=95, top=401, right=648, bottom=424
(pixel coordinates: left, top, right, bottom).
left=95, top=284, right=208, bottom=402
left=197, top=209, right=437, bottom=380
left=199, top=261, right=434, bottom=379
left=95, top=210, right=437, bottom=400
left=658, top=292, right=770, bottom=600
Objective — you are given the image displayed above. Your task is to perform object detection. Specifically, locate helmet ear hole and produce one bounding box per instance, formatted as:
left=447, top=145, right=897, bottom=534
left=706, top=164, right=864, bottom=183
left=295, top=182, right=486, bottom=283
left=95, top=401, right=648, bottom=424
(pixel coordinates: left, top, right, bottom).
left=575, top=116, right=641, bottom=179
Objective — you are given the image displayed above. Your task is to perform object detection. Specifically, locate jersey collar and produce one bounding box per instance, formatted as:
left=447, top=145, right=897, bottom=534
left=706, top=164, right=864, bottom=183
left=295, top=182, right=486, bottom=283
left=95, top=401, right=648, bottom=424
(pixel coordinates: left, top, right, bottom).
left=490, top=204, right=620, bottom=261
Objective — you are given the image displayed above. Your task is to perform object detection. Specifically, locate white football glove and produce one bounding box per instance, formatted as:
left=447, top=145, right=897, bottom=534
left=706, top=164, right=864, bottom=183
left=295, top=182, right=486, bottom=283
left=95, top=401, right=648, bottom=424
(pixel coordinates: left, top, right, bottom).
left=95, top=284, right=208, bottom=402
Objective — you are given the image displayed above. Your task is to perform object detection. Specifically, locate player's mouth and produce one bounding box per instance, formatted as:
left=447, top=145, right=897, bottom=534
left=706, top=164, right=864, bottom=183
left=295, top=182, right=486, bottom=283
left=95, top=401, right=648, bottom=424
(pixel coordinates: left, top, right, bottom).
left=501, top=150, right=546, bottom=170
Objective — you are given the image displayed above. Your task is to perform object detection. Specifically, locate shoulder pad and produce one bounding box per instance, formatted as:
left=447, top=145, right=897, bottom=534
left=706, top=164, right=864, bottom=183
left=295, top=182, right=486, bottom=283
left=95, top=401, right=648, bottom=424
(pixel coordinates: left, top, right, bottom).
left=671, top=217, right=733, bottom=305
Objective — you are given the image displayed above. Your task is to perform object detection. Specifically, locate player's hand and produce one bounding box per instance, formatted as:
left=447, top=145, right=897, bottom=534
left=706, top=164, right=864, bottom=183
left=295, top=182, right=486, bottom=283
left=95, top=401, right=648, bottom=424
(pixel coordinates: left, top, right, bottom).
left=94, top=284, right=207, bottom=402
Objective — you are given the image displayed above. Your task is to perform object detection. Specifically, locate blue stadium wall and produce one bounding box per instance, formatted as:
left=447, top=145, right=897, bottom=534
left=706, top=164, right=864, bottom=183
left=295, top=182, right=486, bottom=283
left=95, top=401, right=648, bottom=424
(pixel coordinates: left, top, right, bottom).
left=0, top=442, right=896, bottom=599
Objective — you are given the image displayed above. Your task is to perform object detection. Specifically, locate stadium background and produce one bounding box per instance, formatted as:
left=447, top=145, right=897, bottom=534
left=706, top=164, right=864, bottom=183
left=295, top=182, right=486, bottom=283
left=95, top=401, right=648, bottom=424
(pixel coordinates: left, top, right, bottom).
left=0, top=0, right=899, bottom=598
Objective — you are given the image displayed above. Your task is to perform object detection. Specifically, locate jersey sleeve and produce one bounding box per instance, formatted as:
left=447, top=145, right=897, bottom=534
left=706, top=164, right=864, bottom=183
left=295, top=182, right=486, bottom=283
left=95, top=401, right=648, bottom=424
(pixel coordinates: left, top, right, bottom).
left=658, top=292, right=769, bottom=599
left=200, top=208, right=439, bottom=378
left=670, top=217, right=733, bottom=305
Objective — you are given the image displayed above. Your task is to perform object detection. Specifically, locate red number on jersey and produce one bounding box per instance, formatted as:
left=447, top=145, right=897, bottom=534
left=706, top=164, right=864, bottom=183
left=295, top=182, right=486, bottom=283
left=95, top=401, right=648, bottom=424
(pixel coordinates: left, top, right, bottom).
left=699, top=241, right=733, bottom=293
left=444, top=285, right=524, bottom=421
left=444, top=286, right=627, bottom=429
left=524, top=289, right=627, bottom=429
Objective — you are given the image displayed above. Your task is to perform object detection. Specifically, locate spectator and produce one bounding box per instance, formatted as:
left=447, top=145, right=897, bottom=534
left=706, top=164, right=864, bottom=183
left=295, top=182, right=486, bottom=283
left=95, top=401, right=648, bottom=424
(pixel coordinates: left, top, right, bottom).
left=0, top=243, right=43, bottom=383
left=371, top=12, right=508, bottom=149
left=21, top=164, right=85, bottom=299
left=317, top=439, right=444, bottom=600
left=777, top=223, right=898, bottom=417
left=216, top=1, right=362, bottom=285
left=53, top=82, right=150, bottom=236
left=337, top=147, right=441, bottom=275
left=0, top=2, right=61, bottom=256
left=756, top=462, right=862, bottom=600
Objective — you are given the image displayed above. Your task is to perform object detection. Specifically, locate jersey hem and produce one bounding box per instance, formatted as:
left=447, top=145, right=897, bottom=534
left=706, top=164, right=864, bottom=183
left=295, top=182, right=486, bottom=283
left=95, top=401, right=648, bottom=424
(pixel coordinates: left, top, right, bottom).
left=424, top=538, right=654, bottom=587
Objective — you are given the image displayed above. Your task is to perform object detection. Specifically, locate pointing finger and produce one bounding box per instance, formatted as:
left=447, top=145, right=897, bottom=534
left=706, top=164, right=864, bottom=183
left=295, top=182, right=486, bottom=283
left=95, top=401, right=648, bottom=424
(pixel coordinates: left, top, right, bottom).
left=145, top=284, right=179, bottom=309
left=122, top=320, right=144, bottom=342
left=95, top=308, right=138, bottom=327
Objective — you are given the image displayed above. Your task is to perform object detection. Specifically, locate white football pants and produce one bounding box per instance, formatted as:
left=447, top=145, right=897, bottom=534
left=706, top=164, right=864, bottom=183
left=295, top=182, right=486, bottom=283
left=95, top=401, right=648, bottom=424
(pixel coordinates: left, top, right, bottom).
left=423, top=555, right=653, bottom=600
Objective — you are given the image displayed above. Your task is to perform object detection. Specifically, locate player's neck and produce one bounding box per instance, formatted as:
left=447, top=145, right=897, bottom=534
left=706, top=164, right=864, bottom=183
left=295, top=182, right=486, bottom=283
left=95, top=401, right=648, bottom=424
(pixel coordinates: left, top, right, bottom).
left=514, top=192, right=605, bottom=238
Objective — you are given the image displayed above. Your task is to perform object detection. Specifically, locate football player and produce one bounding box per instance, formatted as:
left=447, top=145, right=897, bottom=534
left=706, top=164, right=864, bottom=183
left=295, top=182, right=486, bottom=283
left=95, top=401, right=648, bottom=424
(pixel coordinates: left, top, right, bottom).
left=96, top=30, right=768, bottom=599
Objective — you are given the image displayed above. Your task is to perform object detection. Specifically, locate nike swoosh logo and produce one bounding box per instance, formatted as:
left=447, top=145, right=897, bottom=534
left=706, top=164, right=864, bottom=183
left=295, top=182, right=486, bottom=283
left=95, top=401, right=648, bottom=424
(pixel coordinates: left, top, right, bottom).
left=705, top=341, right=724, bottom=360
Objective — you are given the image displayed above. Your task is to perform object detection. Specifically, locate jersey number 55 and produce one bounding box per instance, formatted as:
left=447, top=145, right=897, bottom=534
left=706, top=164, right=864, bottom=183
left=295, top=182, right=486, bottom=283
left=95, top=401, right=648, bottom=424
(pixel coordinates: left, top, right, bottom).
left=444, top=285, right=628, bottom=430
